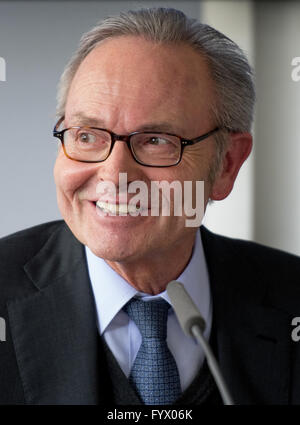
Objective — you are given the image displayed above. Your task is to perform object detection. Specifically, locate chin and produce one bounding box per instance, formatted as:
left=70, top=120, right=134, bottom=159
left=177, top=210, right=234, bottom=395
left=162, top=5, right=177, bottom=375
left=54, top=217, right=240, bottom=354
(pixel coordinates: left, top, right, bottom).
left=87, top=242, right=140, bottom=263
left=82, top=229, right=137, bottom=261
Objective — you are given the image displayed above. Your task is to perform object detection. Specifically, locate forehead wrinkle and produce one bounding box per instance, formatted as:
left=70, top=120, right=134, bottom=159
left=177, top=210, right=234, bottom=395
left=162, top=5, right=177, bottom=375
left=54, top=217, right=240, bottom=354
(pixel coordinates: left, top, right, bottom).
left=67, top=84, right=201, bottom=137
left=66, top=111, right=187, bottom=136
left=67, top=77, right=191, bottom=134
left=68, top=77, right=136, bottom=107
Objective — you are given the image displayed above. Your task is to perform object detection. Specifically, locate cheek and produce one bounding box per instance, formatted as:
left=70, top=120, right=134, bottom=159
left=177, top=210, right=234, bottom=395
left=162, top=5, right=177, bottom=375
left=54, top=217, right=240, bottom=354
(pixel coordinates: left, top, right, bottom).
left=171, top=150, right=215, bottom=208
left=53, top=153, right=94, bottom=197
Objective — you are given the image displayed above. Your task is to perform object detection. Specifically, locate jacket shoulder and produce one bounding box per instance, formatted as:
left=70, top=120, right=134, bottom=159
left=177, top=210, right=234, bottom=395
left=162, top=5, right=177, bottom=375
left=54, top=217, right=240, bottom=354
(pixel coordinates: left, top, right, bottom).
left=201, top=225, right=300, bottom=267
left=201, top=226, right=300, bottom=310
left=0, top=221, right=66, bottom=299
left=0, top=220, right=65, bottom=265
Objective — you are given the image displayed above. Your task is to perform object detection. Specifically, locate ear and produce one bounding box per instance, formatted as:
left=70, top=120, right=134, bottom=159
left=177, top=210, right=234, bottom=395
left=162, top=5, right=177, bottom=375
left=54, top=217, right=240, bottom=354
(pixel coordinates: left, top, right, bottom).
left=210, top=132, right=252, bottom=200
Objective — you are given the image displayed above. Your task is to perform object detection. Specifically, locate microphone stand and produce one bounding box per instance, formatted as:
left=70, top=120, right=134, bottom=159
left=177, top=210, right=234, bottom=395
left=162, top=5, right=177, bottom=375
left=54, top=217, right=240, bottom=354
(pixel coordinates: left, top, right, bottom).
left=191, top=324, right=234, bottom=405
left=167, top=280, right=234, bottom=406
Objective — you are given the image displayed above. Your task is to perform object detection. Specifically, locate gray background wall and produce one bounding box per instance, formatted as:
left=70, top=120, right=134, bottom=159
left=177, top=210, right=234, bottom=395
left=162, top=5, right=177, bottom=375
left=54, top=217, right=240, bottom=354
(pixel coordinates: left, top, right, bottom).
left=254, top=2, right=300, bottom=254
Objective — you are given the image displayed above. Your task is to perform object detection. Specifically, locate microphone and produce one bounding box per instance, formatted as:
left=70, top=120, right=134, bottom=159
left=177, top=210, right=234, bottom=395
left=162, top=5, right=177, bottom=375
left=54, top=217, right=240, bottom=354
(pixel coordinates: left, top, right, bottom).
left=166, top=280, right=234, bottom=405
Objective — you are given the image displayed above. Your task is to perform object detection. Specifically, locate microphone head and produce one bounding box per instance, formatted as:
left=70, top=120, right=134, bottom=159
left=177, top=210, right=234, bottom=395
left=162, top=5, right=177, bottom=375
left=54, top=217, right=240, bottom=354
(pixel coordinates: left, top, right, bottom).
left=167, top=280, right=206, bottom=337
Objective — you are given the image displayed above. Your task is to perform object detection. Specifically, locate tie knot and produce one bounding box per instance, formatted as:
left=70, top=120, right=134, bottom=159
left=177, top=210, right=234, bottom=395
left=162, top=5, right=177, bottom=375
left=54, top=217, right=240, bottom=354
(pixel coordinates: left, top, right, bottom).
left=123, top=298, right=170, bottom=339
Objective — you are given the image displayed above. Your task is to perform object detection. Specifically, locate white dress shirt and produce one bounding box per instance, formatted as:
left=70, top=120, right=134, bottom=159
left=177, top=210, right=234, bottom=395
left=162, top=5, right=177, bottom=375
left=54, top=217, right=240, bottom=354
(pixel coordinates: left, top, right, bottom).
left=85, top=230, right=212, bottom=391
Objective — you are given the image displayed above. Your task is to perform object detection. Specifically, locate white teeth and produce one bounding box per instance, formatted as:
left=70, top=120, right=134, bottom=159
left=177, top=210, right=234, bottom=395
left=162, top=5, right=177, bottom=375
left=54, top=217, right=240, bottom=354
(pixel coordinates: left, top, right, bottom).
left=96, top=201, right=141, bottom=214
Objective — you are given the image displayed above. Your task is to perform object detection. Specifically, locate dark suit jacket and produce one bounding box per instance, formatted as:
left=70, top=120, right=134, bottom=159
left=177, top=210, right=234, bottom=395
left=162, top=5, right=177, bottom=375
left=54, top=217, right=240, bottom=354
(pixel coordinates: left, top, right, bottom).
left=1, top=220, right=300, bottom=405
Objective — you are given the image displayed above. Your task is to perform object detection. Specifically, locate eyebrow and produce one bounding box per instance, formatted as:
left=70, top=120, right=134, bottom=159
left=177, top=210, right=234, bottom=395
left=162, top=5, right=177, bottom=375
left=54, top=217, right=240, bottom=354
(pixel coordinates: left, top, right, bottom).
left=67, top=113, right=105, bottom=127
left=67, top=113, right=185, bottom=135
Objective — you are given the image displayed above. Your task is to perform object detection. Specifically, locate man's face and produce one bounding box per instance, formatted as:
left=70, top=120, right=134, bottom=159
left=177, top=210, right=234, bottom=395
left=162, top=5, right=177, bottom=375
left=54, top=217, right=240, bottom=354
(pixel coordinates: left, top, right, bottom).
left=54, top=36, right=218, bottom=263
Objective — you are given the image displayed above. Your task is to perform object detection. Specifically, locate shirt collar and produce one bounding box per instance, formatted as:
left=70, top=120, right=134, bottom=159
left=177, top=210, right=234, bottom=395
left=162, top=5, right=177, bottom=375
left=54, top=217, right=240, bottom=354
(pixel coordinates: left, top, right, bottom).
left=85, top=229, right=210, bottom=335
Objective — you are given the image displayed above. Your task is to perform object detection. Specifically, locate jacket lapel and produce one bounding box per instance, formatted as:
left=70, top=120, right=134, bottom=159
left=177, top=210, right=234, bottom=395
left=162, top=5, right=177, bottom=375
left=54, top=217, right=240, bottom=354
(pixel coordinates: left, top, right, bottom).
left=7, top=222, right=111, bottom=405
left=201, top=226, right=292, bottom=404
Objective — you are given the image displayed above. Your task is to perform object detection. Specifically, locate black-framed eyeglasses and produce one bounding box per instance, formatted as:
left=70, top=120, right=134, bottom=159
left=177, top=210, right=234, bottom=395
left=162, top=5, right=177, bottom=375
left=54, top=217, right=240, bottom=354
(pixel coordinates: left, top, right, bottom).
left=53, top=117, right=222, bottom=167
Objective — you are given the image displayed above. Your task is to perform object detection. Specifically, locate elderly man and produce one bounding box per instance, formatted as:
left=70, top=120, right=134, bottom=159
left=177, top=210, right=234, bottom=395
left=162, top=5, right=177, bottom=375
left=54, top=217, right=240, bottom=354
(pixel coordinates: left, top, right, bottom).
left=1, top=7, right=300, bottom=406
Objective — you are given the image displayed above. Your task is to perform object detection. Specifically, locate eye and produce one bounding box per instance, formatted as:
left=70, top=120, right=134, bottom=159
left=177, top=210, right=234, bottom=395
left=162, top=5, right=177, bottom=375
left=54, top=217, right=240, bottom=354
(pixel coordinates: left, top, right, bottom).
left=147, top=136, right=171, bottom=146
left=77, top=131, right=96, bottom=144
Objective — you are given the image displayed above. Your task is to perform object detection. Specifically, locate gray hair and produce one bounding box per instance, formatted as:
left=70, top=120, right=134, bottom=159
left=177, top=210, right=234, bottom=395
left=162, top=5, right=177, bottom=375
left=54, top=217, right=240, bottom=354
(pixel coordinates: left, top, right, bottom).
left=56, top=7, right=255, bottom=177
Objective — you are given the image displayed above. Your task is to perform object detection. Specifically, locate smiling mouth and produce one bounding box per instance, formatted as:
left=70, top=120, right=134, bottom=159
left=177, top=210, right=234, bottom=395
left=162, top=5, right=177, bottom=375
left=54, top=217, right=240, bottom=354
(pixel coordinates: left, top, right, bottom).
left=95, top=200, right=143, bottom=215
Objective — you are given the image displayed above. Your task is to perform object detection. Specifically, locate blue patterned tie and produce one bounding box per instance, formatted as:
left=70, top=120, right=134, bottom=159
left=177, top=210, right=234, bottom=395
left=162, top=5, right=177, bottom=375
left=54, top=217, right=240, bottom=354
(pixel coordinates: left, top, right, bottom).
left=123, top=298, right=181, bottom=405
